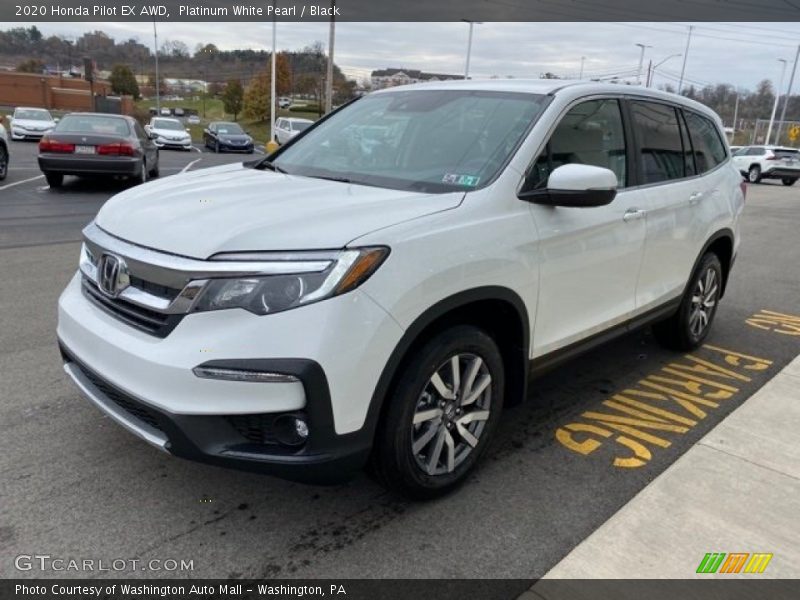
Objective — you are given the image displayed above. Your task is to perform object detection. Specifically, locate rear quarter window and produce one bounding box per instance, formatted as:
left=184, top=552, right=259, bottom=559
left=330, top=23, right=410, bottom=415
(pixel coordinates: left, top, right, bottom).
left=683, top=111, right=727, bottom=173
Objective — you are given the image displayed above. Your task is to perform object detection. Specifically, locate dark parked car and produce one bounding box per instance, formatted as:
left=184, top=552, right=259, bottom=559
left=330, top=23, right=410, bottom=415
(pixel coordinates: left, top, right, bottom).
left=203, top=121, right=254, bottom=153
left=38, top=113, right=159, bottom=188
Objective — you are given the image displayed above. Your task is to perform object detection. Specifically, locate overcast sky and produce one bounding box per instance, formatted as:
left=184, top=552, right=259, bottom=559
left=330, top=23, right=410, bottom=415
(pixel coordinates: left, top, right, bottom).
left=14, top=21, right=800, bottom=90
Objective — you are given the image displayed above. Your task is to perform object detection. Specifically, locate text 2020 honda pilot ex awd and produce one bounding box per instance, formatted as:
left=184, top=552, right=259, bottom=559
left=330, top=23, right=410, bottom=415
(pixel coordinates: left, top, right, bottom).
left=58, top=80, right=744, bottom=499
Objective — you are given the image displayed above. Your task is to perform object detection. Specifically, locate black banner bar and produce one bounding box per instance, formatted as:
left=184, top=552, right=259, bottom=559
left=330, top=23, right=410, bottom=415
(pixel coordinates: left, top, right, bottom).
left=3, top=0, right=800, bottom=22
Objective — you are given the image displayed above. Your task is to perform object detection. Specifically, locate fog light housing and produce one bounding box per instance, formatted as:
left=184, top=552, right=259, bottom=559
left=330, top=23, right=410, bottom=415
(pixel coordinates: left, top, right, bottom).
left=273, top=415, right=309, bottom=446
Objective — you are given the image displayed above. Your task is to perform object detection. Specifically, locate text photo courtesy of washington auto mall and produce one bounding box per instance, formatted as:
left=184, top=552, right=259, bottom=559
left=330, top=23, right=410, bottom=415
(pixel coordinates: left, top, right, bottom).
left=0, top=0, right=799, bottom=598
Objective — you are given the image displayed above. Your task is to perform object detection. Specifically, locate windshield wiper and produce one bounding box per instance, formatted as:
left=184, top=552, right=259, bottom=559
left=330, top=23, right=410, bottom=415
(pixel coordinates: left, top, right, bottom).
left=308, top=174, right=352, bottom=184
left=248, top=158, right=288, bottom=173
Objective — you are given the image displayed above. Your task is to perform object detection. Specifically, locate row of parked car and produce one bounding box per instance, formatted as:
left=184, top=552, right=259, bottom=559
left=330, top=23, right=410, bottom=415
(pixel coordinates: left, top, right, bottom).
left=0, top=105, right=289, bottom=188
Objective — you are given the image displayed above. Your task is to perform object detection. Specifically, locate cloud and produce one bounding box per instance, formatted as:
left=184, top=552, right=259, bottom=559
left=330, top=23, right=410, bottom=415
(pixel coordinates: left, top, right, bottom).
left=11, top=21, right=800, bottom=90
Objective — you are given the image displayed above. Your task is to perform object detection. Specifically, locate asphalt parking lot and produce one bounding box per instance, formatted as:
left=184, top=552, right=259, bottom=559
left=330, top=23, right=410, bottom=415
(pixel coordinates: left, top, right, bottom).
left=1, top=139, right=798, bottom=582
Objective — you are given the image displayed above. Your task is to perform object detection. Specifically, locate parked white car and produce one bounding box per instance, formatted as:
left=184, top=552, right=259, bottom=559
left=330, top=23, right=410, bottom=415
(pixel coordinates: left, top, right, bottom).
left=9, top=107, right=57, bottom=140
left=731, top=145, right=800, bottom=185
left=145, top=117, right=192, bottom=150
left=0, top=115, right=8, bottom=180
left=274, top=117, right=313, bottom=144
left=187, top=115, right=201, bottom=125
left=57, top=80, right=744, bottom=499
left=278, top=97, right=292, bottom=109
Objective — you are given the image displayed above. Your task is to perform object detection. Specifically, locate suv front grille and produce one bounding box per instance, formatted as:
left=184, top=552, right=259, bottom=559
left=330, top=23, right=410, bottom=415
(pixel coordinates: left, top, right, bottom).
left=81, top=277, right=183, bottom=338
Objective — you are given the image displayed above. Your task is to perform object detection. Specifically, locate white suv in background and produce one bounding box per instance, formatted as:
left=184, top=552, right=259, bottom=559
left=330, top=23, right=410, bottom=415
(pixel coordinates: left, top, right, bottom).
left=57, top=80, right=744, bottom=499
left=274, top=117, right=313, bottom=144
left=732, top=145, right=800, bottom=185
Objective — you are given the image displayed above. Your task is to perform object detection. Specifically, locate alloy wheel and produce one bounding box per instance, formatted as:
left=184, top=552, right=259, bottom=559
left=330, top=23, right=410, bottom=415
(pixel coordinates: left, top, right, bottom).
left=689, top=267, right=718, bottom=338
left=411, top=353, right=492, bottom=476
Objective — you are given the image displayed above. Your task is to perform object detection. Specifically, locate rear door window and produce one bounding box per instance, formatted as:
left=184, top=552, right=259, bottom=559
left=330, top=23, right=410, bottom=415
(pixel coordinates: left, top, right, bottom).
left=630, top=101, right=685, bottom=184
left=684, top=111, right=727, bottom=173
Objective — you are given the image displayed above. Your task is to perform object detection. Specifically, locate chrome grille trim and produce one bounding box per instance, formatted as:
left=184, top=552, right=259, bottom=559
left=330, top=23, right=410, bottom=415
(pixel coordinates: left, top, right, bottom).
left=83, top=221, right=332, bottom=293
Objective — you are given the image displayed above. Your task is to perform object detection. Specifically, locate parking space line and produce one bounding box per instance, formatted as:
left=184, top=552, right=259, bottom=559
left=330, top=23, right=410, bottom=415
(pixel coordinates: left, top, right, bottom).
left=0, top=174, right=44, bottom=191
left=181, top=158, right=203, bottom=173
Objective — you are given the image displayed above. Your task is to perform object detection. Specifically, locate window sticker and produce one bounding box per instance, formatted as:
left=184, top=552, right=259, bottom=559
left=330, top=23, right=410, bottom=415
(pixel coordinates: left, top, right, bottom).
left=442, top=173, right=481, bottom=187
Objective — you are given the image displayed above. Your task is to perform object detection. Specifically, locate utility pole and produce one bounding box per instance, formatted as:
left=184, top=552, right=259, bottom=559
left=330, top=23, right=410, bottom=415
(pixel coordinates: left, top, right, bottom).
left=766, top=58, right=788, bottom=146
left=678, top=25, right=694, bottom=94
left=270, top=4, right=277, bottom=144
left=462, top=20, right=482, bottom=79
left=776, top=45, right=800, bottom=145
left=635, top=43, right=652, bottom=85
left=579, top=56, right=586, bottom=79
left=153, top=18, right=160, bottom=112
left=731, top=92, right=740, bottom=144
left=645, top=59, right=652, bottom=87
left=325, top=0, right=335, bottom=114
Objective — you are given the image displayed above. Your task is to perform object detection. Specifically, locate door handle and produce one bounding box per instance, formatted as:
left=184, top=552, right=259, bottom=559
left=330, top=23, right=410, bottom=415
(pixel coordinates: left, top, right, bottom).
left=689, top=192, right=704, bottom=205
left=623, top=208, right=646, bottom=222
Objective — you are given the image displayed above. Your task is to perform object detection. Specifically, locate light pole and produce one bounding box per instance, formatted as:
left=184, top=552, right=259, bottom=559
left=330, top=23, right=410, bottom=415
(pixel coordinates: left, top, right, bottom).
left=776, top=45, right=800, bottom=144
left=152, top=18, right=160, bottom=112
left=462, top=20, right=482, bottom=80
left=325, top=0, right=336, bottom=114
left=678, top=25, right=694, bottom=94
left=766, top=58, right=788, bottom=146
left=635, top=43, right=652, bottom=85
left=270, top=5, right=277, bottom=146
left=647, top=53, right=682, bottom=88
left=579, top=56, right=586, bottom=79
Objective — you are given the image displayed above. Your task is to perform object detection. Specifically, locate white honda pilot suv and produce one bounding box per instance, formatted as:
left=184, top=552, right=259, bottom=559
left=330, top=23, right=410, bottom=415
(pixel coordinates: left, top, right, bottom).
left=58, top=80, right=744, bottom=499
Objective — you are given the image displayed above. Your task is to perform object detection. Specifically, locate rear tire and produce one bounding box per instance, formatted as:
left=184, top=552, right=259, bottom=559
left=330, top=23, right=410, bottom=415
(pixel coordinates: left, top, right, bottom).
left=44, top=172, right=63, bottom=188
left=782, top=177, right=797, bottom=186
left=149, top=153, right=160, bottom=178
left=371, top=325, right=504, bottom=500
left=0, top=143, right=8, bottom=180
left=748, top=165, right=762, bottom=183
left=653, top=253, right=723, bottom=351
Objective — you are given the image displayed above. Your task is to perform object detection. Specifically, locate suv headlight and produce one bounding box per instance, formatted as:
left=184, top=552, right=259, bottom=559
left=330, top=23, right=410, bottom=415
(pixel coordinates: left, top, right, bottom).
left=193, top=247, right=389, bottom=315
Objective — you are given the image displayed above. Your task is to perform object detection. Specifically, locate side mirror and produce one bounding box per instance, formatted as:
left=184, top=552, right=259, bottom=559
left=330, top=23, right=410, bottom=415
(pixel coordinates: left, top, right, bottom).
left=519, top=164, right=617, bottom=207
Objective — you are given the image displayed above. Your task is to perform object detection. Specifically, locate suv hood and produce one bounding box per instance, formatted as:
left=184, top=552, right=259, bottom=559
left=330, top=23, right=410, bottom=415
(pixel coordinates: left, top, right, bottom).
left=95, top=163, right=464, bottom=258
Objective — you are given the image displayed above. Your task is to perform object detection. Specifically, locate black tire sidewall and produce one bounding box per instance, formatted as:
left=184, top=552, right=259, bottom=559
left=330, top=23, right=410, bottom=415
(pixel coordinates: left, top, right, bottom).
left=377, top=325, right=505, bottom=499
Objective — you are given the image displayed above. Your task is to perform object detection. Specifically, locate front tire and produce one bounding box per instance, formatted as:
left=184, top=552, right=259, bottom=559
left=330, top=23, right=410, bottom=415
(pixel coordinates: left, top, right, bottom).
left=782, top=177, right=797, bottom=186
left=149, top=153, right=160, bottom=178
left=653, top=253, right=723, bottom=351
left=371, top=325, right=504, bottom=499
left=748, top=165, right=762, bottom=183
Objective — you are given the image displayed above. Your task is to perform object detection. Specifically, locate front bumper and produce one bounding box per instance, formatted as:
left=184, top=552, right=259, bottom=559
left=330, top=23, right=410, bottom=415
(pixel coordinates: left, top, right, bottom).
left=218, top=141, right=254, bottom=152
left=60, top=343, right=370, bottom=483
left=57, top=272, right=404, bottom=482
left=38, top=154, right=141, bottom=176
left=12, top=129, right=51, bottom=140
left=155, top=138, right=192, bottom=150
left=762, top=167, right=800, bottom=178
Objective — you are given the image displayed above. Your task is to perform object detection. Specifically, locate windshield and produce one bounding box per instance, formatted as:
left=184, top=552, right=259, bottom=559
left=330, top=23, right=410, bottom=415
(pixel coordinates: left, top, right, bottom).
left=217, top=123, right=244, bottom=135
left=15, top=108, right=52, bottom=121
left=291, top=121, right=312, bottom=132
left=272, top=90, right=550, bottom=193
left=153, top=119, right=183, bottom=130
left=56, top=115, right=130, bottom=136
